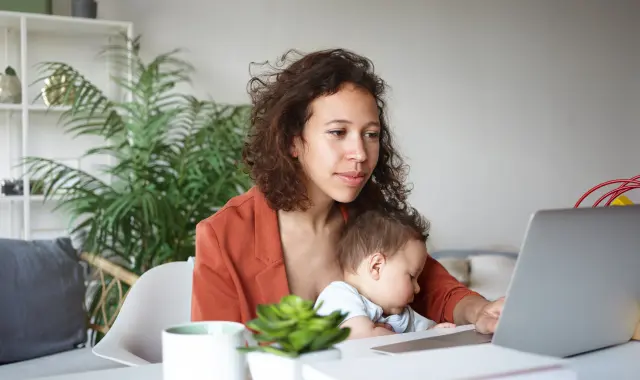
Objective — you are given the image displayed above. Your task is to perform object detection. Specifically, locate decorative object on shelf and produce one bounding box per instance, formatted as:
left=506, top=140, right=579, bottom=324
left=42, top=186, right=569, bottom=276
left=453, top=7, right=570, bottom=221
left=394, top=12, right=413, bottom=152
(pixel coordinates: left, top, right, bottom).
left=0, top=178, right=46, bottom=196
left=71, top=0, right=97, bottom=19
left=0, top=66, right=22, bottom=104
left=1, top=179, right=21, bottom=196
left=239, top=295, right=349, bottom=380
left=42, top=68, right=76, bottom=106
left=574, top=174, right=639, bottom=207
left=25, top=34, right=252, bottom=344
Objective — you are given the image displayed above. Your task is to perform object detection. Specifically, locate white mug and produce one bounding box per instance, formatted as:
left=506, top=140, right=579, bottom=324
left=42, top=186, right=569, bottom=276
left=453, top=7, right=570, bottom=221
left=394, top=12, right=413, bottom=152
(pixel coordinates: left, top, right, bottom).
left=162, top=321, right=255, bottom=380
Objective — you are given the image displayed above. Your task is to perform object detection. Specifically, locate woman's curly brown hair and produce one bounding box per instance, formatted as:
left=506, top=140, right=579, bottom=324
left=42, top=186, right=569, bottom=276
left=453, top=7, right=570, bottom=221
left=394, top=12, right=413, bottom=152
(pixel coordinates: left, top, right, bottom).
left=243, top=48, right=412, bottom=214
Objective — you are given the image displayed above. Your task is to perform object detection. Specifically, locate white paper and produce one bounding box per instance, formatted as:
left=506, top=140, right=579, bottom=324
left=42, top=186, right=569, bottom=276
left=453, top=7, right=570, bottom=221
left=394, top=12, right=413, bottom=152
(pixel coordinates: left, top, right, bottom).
left=302, top=344, right=574, bottom=380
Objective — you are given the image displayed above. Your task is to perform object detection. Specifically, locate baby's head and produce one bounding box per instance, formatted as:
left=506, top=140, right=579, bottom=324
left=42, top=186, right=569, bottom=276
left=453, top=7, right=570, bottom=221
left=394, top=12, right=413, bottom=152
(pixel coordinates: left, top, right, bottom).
left=337, top=208, right=430, bottom=315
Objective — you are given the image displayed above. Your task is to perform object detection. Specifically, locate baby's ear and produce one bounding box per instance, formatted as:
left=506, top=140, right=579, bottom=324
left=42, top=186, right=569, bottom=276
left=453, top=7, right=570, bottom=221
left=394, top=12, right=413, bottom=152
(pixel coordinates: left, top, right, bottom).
left=368, top=252, right=386, bottom=280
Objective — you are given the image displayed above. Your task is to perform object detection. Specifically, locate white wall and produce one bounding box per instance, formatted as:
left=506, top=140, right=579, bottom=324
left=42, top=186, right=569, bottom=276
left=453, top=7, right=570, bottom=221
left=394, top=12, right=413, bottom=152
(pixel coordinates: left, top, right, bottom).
left=97, top=0, right=640, bottom=251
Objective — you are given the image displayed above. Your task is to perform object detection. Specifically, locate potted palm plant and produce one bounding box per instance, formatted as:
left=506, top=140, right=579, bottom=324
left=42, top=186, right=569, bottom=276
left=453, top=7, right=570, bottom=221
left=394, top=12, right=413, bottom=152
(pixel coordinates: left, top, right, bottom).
left=24, top=35, right=252, bottom=343
left=239, top=295, right=350, bottom=380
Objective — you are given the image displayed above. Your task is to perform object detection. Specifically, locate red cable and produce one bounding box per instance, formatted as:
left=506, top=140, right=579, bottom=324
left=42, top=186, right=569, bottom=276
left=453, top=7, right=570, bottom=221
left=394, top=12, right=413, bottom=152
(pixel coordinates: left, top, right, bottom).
left=604, top=175, right=640, bottom=206
left=574, top=178, right=640, bottom=208
left=594, top=185, right=640, bottom=207
left=604, top=186, right=639, bottom=206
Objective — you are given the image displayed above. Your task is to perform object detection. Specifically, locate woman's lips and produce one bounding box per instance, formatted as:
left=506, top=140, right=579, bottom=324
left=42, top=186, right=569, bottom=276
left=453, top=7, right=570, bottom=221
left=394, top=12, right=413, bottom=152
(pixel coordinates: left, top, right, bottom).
left=335, top=171, right=366, bottom=186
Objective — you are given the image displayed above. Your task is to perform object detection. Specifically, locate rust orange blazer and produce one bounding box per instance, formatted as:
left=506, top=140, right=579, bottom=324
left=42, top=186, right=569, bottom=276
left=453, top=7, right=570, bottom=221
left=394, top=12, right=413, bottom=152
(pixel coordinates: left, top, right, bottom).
left=191, top=187, right=480, bottom=324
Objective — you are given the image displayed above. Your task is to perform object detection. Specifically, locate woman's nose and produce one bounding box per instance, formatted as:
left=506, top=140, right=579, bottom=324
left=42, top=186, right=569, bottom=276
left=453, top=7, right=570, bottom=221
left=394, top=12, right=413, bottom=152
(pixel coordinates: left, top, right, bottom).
left=346, top=137, right=366, bottom=162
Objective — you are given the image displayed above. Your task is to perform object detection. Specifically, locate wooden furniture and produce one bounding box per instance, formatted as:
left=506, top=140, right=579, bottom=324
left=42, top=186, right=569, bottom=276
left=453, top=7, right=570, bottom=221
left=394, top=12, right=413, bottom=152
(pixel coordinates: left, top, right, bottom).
left=81, top=252, right=139, bottom=338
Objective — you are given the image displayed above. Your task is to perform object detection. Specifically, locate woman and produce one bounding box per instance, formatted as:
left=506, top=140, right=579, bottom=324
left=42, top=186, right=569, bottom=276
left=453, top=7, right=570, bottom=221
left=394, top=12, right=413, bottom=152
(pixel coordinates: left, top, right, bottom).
left=191, top=48, right=503, bottom=334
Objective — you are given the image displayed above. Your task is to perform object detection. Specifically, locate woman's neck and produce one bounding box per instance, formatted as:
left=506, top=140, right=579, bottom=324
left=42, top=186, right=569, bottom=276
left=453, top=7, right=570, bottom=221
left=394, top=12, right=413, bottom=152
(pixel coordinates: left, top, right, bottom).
left=279, top=199, right=336, bottom=232
left=279, top=184, right=338, bottom=233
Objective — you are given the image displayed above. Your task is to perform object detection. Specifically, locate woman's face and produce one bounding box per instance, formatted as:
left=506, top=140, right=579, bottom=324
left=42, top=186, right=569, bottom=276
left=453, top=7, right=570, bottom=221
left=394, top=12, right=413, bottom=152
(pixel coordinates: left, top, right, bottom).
left=292, top=83, right=381, bottom=205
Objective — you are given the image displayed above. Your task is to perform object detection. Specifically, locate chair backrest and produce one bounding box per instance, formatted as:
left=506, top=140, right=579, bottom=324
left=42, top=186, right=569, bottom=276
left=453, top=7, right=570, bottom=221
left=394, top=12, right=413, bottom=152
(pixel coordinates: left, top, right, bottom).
left=92, top=260, right=194, bottom=366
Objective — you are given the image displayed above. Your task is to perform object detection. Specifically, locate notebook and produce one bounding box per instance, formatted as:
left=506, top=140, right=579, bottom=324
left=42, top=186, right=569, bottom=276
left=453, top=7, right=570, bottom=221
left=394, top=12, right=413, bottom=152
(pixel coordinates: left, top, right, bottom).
left=371, top=329, right=493, bottom=354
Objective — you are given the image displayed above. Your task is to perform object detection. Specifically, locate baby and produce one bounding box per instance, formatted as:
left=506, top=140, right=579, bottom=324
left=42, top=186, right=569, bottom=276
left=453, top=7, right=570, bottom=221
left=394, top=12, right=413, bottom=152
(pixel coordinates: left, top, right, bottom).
left=315, top=208, right=455, bottom=340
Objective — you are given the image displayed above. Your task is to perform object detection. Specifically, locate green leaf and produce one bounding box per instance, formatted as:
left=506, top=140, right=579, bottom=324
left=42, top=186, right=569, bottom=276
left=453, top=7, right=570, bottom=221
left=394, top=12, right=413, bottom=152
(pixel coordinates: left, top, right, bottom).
left=288, top=329, right=318, bottom=352
left=256, top=304, right=283, bottom=321
left=308, top=328, right=351, bottom=352
left=242, top=294, right=351, bottom=357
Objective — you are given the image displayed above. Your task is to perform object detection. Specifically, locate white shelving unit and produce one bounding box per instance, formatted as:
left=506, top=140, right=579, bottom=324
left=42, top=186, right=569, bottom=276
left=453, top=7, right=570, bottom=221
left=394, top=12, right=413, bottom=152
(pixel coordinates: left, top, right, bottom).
left=0, top=11, right=132, bottom=240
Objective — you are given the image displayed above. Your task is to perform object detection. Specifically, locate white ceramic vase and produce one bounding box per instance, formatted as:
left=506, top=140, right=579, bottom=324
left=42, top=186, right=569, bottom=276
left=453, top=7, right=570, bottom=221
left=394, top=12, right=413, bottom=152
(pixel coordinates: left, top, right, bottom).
left=247, top=348, right=341, bottom=380
left=0, top=73, right=21, bottom=104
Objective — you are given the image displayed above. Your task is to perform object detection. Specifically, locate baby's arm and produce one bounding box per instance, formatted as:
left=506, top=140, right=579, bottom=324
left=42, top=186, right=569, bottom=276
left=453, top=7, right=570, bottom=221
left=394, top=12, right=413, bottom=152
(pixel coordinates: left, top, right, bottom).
left=409, top=307, right=456, bottom=331
left=315, top=282, right=393, bottom=340
left=341, top=316, right=396, bottom=340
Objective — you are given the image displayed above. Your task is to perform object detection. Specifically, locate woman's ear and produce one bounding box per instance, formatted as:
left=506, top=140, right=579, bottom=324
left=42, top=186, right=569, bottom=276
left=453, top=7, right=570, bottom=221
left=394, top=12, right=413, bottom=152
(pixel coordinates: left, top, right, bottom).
left=368, top=252, right=386, bottom=280
left=291, top=135, right=302, bottom=158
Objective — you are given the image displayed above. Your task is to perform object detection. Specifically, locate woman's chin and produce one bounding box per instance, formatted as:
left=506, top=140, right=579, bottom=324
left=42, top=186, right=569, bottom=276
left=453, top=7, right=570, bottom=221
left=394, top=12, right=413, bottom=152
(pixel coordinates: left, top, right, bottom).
left=327, top=187, right=364, bottom=204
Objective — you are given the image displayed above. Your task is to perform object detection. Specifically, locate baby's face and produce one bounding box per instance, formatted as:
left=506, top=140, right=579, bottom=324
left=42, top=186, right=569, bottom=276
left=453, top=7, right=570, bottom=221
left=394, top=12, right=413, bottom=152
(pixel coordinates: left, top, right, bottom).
left=369, top=239, right=427, bottom=315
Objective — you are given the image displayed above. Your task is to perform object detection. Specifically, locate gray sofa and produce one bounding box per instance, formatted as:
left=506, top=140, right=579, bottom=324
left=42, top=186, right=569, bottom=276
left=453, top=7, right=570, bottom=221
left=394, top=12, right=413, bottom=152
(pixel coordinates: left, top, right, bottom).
left=0, top=237, right=124, bottom=380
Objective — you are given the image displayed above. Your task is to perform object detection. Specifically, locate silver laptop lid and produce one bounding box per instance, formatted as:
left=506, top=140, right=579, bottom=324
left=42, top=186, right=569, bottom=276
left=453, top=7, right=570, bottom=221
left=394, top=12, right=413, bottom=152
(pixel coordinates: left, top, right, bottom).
left=492, top=205, right=640, bottom=357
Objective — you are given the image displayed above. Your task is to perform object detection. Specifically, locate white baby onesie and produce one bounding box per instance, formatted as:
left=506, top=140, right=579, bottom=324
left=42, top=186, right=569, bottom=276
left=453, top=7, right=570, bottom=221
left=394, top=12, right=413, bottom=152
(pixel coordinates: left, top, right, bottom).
left=314, top=281, right=436, bottom=333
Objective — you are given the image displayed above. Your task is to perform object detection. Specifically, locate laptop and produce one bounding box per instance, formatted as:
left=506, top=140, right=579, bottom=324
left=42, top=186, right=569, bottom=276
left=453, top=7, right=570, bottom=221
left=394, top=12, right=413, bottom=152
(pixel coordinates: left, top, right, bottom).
left=372, top=205, right=640, bottom=358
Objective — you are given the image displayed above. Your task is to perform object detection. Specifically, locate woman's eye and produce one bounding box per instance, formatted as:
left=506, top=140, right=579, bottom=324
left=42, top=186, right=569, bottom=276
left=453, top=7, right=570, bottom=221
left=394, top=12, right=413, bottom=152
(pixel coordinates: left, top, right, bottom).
left=328, top=130, right=345, bottom=137
left=365, top=131, right=380, bottom=139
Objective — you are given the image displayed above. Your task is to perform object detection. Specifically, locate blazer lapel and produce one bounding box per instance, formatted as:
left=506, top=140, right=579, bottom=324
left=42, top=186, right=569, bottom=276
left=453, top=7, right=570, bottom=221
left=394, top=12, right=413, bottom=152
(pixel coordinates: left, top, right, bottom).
left=252, top=188, right=290, bottom=305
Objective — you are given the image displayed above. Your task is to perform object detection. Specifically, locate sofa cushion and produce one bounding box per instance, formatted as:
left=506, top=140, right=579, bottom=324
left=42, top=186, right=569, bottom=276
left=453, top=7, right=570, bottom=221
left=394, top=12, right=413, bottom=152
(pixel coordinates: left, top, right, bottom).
left=436, top=257, right=471, bottom=286
left=432, top=250, right=517, bottom=301
left=468, top=254, right=516, bottom=301
left=0, top=237, right=88, bottom=364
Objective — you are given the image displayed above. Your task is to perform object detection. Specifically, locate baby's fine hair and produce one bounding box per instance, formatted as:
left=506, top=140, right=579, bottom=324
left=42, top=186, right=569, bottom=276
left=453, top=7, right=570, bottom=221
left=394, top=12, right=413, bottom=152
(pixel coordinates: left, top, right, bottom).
left=337, top=207, right=430, bottom=273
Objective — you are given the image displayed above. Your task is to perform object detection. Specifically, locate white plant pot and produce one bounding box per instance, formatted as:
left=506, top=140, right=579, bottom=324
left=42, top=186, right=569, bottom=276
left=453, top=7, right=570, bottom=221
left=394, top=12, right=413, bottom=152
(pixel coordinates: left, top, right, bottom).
left=247, top=348, right=341, bottom=380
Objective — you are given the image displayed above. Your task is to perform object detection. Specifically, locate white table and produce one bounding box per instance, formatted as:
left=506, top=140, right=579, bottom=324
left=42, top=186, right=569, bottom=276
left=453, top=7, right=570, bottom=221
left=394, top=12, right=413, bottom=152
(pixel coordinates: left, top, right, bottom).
left=33, top=326, right=640, bottom=380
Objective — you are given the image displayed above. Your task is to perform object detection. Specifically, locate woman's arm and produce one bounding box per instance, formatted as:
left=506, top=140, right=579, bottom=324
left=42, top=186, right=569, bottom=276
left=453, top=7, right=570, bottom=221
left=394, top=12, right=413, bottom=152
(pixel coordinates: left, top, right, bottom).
left=452, top=294, right=490, bottom=325
left=411, top=255, right=486, bottom=325
left=191, top=220, right=242, bottom=323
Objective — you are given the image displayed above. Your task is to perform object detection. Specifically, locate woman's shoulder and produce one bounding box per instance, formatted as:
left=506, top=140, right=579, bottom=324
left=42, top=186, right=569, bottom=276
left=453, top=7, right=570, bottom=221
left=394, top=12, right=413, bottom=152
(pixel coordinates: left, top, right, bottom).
left=196, top=186, right=275, bottom=237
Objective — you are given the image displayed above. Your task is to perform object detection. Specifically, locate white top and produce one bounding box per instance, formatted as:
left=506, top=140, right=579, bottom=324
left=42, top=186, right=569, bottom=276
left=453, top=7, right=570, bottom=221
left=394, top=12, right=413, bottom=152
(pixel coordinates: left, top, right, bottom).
left=314, top=281, right=435, bottom=333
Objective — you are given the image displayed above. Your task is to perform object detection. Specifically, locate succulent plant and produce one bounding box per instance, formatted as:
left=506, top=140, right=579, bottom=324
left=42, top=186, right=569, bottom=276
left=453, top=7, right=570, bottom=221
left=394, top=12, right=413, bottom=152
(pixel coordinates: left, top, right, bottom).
left=239, top=295, right=351, bottom=358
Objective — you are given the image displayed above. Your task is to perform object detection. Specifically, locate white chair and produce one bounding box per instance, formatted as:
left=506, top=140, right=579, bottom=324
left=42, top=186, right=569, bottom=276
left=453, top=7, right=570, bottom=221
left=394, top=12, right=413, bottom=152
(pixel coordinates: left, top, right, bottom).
left=92, top=259, right=194, bottom=366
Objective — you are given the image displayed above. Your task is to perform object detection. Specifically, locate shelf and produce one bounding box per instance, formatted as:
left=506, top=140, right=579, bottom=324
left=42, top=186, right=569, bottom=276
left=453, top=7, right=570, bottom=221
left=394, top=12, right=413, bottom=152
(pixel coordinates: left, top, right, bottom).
left=30, top=104, right=72, bottom=112
left=0, top=10, right=131, bottom=37
left=0, top=103, right=71, bottom=112
left=0, top=194, right=62, bottom=202
left=0, top=11, right=129, bottom=240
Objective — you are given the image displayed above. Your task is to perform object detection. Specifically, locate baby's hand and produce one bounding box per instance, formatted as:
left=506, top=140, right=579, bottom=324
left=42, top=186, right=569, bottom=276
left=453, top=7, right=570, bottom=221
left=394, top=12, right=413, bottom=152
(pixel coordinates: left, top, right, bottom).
left=428, top=322, right=456, bottom=329
left=374, top=322, right=394, bottom=332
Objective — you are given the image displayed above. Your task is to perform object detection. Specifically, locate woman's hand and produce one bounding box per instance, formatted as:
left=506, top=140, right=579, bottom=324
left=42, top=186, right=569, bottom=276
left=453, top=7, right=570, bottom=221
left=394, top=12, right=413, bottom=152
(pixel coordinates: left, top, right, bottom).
left=453, top=295, right=505, bottom=334
left=473, top=297, right=504, bottom=334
